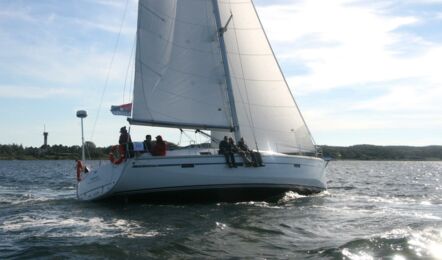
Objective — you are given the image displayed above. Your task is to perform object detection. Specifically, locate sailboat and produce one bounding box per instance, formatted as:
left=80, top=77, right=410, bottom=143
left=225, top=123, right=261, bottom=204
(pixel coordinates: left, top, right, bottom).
left=76, top=0, right=327, bottom=202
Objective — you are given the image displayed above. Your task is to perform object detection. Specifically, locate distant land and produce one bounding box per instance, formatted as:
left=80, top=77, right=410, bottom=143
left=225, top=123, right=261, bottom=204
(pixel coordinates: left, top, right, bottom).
left=1, top=143, right=441, bottom=161
left=320, top=145, right=442, bottom=161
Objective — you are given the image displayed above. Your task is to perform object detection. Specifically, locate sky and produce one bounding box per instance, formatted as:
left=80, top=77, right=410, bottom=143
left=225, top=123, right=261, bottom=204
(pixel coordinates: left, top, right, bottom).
left=0, top=0, right=441, bottom=147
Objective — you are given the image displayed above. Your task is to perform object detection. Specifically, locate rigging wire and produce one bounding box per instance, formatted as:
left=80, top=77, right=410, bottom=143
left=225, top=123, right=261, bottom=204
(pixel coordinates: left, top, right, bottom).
left=89, top=0, right=130, bottom=141
left=177, top=129, right=183, bottom=146
left=123, top=35, right=136, bottom=104
left=182, top=130, right=195, bottom=145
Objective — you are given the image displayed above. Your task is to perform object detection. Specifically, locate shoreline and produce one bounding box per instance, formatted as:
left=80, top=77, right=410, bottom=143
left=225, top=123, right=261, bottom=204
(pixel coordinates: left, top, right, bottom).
left=1, top=144, right=441, bottom=161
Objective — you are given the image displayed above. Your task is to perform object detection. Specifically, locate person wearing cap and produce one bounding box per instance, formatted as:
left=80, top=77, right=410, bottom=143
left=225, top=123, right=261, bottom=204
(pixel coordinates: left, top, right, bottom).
left=151, top=135, right=167, bottom=156
left=118, top=126, right=133, bottom=158
left=119, top=126, right=131, bottom=145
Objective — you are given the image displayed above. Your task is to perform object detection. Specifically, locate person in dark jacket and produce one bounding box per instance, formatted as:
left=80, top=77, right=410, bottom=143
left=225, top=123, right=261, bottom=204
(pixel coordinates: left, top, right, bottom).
left=219, top=136, right=236, bottom=168
left=151, top=135, right=167, bottom=156
left=118, top=126, right=133, bottom=157
left=237, top=137, right=253, bottom=167
left=144, top=134, right=153, bottom=153
left=238, top=137, right=264, bottom=167
left=119, top=126, right=131, bottom=145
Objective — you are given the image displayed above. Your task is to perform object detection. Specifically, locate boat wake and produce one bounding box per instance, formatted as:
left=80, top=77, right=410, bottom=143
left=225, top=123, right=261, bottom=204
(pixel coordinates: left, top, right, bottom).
left=328, top=226, right=442, bottom=260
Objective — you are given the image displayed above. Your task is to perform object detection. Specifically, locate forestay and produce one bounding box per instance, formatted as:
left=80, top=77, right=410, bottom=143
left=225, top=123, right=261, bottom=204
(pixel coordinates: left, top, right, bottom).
left=131, top=0, right=233, bottom=130
left=217, top=0, right=315, bottom=154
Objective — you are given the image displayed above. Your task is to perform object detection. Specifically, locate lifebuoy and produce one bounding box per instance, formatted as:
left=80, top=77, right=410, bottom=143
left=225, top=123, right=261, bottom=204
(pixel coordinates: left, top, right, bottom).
left=76, top=160, right=84, bottom=181
left=109, top=145, right=126, bottom=165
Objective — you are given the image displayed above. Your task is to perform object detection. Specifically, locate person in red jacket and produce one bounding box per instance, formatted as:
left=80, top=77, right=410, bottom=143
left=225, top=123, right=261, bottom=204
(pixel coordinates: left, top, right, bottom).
left=151, top=135, right=167, bottom=156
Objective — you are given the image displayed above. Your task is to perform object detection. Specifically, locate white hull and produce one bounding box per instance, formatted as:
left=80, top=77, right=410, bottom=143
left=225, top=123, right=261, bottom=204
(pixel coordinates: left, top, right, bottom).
left=77, top=150, right=327, bottom=202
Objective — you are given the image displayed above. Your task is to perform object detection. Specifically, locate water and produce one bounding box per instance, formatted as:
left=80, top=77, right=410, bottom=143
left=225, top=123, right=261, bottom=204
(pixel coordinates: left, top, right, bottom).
left=1, top=160, right=441, bottom=259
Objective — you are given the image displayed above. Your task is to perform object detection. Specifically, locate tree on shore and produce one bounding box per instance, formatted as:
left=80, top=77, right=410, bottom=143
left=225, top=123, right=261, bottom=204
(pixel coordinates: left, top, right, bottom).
left=0, top=143, right=441, bottom=160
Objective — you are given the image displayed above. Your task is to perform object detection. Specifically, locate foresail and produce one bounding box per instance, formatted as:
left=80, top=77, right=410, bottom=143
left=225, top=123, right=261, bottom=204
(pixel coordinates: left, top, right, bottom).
left=131, top=0, right=233, bottom=130
left=218, top=0, right=316, bottom=153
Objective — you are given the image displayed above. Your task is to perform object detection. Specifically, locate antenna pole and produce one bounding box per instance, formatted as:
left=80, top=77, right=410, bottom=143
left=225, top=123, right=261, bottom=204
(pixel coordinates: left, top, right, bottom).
left=80, top=118, right=85, bottom=161
left=212, top=0, right=241, bottom=142
left=76, top=110, right=88, bottom=162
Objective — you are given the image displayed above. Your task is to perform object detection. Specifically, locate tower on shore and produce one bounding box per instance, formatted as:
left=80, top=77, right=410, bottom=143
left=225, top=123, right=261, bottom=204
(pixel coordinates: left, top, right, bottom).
left=43, top=125, right=48, bottom=147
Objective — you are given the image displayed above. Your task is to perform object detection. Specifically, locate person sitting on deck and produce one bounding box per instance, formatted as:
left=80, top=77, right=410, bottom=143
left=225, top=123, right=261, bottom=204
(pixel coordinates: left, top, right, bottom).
left=238, top=137, right=264, bottom=167
left=228, top=137, right=238, bottom=168
left=237, top=137, right=253, bottom=167
left=143, top=134, right=153, bottom=153
left=219, top=136, right=236, bottom=168
left=151, top=135, right=167, bottom=156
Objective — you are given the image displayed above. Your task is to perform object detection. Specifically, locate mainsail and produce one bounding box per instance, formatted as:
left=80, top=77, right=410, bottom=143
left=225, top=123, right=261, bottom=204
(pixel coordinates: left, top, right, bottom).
left=130, top=0, right=233, bottom=130
left=130, top=0, right=316, bottom=154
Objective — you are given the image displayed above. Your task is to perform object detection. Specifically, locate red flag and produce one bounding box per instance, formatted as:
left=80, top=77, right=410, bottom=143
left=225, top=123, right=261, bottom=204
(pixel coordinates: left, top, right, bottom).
left=110, top=103, right=132, bottom=116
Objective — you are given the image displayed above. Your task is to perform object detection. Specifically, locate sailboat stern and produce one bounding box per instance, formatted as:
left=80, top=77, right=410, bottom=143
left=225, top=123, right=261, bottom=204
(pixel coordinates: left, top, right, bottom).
left=76, top=162, right=125, bottom=201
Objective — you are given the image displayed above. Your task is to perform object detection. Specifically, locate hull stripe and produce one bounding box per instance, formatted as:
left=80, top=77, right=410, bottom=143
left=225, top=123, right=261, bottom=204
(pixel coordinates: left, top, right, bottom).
left=113, top=183, right=325, bottom=196
left=132, top=162, right=306, bottom=168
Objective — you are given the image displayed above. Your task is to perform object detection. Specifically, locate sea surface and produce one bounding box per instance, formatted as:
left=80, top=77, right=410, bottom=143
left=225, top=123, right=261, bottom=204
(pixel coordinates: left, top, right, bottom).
left=0, top=160, right=441, bottom=259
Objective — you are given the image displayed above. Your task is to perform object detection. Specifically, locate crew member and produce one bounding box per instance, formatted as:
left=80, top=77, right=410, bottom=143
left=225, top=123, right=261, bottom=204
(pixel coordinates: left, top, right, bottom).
left=151, top=135, right=167, bottom=156
left=118, top=126, right=132, bottom=157
left=144, top=134, right=153, bottom=153
left=219, top=136, right=236, bottom=168
left=237, top=137, right=253, bottom=167
left=238, top=137, right=264, bottom=167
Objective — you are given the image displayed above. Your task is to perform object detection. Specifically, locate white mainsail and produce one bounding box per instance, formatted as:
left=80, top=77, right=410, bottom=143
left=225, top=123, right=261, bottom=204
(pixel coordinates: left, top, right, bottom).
left=131, top=0, right=316, bottom=154
left=131, top=0, right=233, bottom=130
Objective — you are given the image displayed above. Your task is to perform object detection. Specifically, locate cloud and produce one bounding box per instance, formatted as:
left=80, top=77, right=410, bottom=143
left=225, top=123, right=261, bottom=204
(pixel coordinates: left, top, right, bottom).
left=0, top=85, right=78, bottom=99
left=0, top=36, right=133, bottom=85
left=0, top=9, right=35, bottom=22
left=353, top=83, right=442, bottom=113
left=0, top=1, right=137, bottom=94
left=88, top=0, right=137, bottom=9
left=254, top=0, right=442, bottom=145
left=70, top=17, right=135, bottom=35
left=257, top=0, right=428, bottom=94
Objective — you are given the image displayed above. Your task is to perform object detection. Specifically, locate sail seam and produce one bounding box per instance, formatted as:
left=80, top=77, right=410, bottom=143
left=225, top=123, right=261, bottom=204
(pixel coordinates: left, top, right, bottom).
left=140, top=26, right=219, bottom=54
left=139, top=60, right=216, bottom=80
left=140, top=24, right=271, bottom=56
left=140, top=2, right=216, bottom=28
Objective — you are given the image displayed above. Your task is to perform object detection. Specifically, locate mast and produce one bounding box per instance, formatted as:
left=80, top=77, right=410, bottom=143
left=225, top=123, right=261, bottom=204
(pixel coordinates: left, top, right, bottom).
left=212, top=0, right=241, bottom=142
